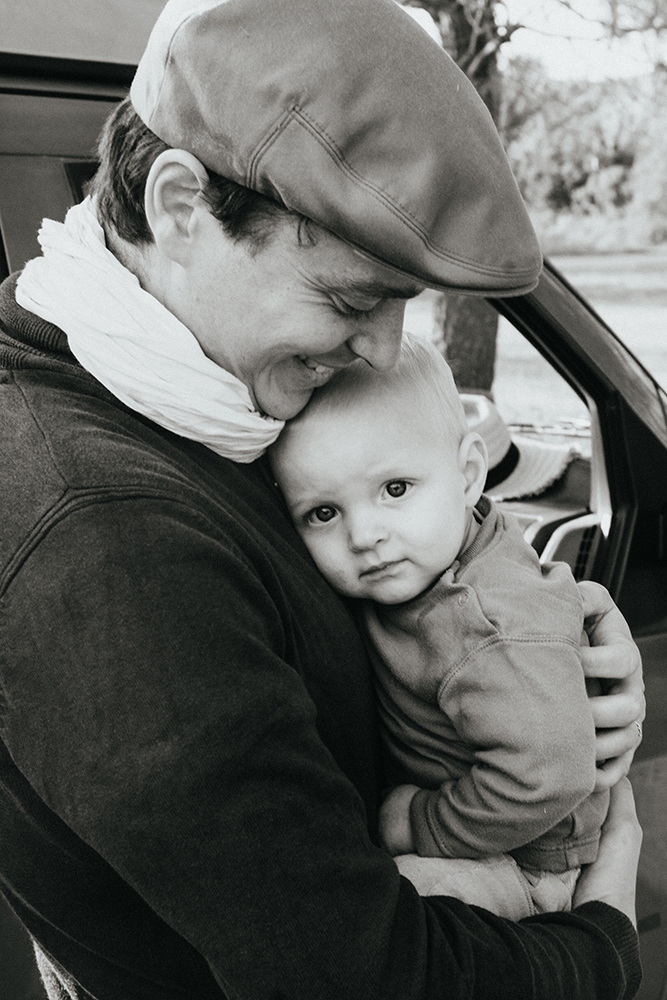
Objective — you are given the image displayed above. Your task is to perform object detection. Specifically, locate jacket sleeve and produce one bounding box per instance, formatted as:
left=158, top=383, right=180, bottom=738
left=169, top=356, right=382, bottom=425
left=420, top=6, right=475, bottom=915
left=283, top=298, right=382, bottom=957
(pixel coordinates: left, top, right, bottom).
left=409, top=632, right=598, bottom=860
left=0, top=498, right=638, bottom=1000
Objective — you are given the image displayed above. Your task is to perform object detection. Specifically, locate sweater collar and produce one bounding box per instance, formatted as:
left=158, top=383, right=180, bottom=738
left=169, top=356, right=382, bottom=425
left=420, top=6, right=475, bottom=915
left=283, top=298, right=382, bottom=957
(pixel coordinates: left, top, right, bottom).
left=0, top=273, right=76, bottom=369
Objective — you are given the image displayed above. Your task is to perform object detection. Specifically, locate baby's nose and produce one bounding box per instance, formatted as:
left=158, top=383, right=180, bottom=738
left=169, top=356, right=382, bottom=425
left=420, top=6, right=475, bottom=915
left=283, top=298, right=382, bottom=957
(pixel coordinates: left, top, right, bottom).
left=347, top=512, right=387, bottom=552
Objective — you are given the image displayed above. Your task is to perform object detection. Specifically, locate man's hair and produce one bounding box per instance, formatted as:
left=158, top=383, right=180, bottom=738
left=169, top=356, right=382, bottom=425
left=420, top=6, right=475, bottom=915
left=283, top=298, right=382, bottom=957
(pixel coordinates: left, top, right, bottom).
left=91, top=97, right=289, bottom=249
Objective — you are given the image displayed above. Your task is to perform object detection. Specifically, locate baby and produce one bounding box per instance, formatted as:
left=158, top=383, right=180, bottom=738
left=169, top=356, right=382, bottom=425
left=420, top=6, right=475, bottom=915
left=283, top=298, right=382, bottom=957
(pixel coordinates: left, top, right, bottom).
left=270, top=334, right=609, bottom=921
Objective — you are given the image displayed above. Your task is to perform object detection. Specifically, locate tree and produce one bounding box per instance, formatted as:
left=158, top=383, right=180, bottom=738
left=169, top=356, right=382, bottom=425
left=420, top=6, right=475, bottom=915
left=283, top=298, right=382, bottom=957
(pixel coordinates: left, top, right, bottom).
left=503, top=63, right=644, bottom=202
left=403, top=1, right=518, bottom=391
left=554, top=1, right=667, bottom=39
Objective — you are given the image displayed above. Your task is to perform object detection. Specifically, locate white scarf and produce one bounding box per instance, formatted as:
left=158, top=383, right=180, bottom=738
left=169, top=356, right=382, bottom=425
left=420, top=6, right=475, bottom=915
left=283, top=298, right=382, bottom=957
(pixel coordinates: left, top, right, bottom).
left=15, top=197, right=284, bottom=463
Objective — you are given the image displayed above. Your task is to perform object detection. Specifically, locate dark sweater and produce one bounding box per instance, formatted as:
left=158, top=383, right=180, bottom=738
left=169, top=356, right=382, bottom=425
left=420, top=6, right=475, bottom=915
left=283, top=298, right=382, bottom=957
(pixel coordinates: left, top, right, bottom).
left=0, top=273, right=640, bottom=1000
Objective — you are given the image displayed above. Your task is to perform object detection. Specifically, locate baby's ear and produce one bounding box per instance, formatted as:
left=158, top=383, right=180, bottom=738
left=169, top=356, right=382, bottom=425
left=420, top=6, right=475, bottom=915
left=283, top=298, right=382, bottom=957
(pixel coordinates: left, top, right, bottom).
left=458, top=432, right=488, bottom=507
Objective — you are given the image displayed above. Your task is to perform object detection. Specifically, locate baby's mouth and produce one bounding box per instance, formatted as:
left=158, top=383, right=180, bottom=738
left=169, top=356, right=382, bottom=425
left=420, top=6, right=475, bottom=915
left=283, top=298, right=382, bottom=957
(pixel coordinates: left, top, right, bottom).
left=360, top=560, right=400, bottom=577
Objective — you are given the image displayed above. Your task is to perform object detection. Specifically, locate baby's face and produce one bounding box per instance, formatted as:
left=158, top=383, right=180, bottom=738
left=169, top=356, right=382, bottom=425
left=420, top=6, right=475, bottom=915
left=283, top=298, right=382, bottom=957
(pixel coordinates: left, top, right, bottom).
left=273, top=390, right=473, bottom=604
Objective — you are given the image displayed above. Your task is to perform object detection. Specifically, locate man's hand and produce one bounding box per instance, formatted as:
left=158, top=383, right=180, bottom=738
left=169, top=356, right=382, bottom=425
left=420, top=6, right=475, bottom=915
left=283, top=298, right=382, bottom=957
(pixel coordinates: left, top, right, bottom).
left=573, top=777, right=642, bottom=927
left=378, top=784, right=421, bottom=856
left=578, top=581, right=645, bottom=791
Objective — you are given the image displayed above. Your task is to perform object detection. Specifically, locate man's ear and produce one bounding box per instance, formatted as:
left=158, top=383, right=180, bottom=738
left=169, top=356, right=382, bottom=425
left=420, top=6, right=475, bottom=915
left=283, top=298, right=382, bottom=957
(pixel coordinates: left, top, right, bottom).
left=458, top=431, right=488, bottom=508
left=144, top=149, right=210, bottom=265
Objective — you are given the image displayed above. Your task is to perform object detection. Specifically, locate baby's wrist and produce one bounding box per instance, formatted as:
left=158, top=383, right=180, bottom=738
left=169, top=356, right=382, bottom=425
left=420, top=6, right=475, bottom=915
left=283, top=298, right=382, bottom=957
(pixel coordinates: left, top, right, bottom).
left=378, top=784, right=421, bottom=855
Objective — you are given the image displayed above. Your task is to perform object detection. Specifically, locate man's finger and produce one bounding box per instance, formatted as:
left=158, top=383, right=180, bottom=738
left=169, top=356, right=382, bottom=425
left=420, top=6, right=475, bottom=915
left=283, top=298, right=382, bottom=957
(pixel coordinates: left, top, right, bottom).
left=595, top=716, right=644, bottom=757
left=578, top=580, right=634, bottom=644
left=589, top=687, right=646, bottom=730
left=594, top=750, right=635, bottom=792
left=581, top=639, right=643, bottom=680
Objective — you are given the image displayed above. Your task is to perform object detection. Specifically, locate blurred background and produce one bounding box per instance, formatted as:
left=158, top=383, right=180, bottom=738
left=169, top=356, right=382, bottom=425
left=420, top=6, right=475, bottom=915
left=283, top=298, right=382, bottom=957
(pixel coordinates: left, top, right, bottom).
left=398, top=0, right=667, bottom=424
left=1, top=1, right=666, bottom=997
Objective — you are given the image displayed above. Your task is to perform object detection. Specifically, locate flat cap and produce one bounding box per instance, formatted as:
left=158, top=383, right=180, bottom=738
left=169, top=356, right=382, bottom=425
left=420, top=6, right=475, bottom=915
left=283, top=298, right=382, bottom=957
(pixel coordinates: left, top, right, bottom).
left=131, top=0, right=542, bottom=295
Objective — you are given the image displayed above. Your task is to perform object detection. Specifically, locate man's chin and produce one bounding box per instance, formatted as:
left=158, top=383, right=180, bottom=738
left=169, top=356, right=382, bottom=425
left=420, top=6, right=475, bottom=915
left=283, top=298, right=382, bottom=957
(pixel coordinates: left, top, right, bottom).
left=254, top=358, right=344, bottom=420
left=256, top=388, right=314, bottom=422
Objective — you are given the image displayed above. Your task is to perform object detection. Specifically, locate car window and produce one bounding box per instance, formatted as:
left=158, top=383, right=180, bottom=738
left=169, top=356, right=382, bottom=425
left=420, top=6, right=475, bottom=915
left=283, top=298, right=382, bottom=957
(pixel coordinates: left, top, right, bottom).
left=403, top=291, right=590, bottom=455
left=494, top=315, right=590, bottom=457
left=0, top=0, right=163, bottom=65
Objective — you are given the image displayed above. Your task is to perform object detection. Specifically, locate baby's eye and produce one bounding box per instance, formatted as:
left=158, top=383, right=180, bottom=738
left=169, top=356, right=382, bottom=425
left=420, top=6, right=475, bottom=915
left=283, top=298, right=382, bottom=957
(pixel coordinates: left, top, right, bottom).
left=307, top=505, right=338, bottom=524
left=386, top=480, right=408, bottom=498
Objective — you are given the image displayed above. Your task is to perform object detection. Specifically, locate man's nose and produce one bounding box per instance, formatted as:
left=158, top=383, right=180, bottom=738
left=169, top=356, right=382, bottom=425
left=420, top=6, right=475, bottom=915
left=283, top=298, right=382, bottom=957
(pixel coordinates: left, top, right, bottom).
left=346, top=300, right=406, bottom=371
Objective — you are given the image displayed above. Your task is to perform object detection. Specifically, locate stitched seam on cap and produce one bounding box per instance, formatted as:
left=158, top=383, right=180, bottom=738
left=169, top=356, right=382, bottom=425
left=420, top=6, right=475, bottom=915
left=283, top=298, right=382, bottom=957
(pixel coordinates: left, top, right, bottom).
left=294, top=108, right=429, bottom=238
left=246, top=107, right=538, bottom=283
left=246, top=107, right=298, bottom=190
left=290, top=107, right=536, bottom=278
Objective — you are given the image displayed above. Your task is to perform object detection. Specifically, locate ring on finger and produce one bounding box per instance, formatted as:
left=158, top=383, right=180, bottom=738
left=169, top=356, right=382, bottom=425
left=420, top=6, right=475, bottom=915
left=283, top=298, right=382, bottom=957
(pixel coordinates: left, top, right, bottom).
left=635, top=721, right=643, bottom=742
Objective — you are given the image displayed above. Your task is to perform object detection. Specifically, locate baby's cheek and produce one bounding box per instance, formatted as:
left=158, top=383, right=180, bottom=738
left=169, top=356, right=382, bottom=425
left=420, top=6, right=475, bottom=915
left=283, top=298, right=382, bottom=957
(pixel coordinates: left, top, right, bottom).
left=313, top=540, right=357, bottom=596
left=303, top=534, right=338, bottom=580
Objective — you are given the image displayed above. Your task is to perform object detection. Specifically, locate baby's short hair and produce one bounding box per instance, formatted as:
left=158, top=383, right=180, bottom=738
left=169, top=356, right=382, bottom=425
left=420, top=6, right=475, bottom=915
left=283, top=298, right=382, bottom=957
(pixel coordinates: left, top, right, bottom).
left=293, top=332, right=469, bottom=444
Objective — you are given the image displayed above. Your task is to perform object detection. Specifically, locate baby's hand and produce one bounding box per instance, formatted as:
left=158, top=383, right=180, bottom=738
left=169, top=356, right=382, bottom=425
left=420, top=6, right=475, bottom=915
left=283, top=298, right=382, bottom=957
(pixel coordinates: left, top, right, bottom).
left=378, top=784, right=421, bottom=855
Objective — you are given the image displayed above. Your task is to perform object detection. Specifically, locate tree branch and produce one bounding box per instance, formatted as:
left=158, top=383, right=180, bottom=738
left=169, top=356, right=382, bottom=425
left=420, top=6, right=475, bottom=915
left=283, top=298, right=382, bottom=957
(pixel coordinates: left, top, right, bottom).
left=551, top=0, right=667, bottom=38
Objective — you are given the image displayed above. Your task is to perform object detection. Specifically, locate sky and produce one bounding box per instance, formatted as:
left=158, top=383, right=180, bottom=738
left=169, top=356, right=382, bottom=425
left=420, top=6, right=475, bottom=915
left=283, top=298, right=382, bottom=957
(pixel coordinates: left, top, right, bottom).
left=500, top=0, right=665, bottom=79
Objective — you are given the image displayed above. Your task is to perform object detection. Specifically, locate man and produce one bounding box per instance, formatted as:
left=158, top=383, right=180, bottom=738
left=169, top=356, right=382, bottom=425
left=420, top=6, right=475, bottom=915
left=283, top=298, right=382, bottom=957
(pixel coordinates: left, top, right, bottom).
left=0, top=0, right=644, bottom=997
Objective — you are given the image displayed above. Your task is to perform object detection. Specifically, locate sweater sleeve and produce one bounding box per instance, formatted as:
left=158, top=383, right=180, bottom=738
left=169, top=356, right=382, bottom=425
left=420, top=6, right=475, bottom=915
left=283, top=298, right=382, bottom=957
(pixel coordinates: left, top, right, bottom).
left=409, top=631, right=598, bottom=859
left=0, top=497, right=639, bottom=1000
